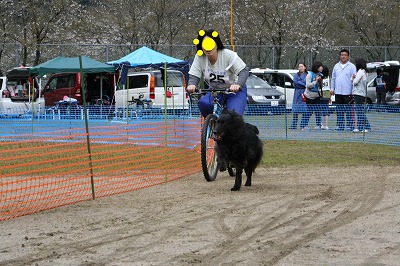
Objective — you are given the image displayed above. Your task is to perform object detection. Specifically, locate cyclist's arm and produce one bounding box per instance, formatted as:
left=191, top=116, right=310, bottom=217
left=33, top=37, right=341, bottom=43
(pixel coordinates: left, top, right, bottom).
left=235, top=67, right=249, bottom=89
left=186, top=74, right=200, bottom=93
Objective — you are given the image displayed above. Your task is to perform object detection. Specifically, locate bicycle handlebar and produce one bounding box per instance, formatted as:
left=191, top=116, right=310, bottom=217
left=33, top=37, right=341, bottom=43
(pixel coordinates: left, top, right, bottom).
left=191, top=82, right=237, bottom=95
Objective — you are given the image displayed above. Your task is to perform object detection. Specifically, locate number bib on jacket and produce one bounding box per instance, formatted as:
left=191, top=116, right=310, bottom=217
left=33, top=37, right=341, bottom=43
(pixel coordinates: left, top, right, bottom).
left=205, top=60, right=230, bottom=84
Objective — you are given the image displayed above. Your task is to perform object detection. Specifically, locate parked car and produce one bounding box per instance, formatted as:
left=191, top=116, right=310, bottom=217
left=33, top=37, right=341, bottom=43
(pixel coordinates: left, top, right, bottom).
left=250, top=67, right=382, bottom=106
left=245, top=74, right=285, bottom=115
left=367, top=61, right=400, bottom=106
left=250, top=68, right=332, bottom=108
left=0, top=67, right=44, bottom=115
left=42, top=72, right=116, bottom=107
left=115, top=69, right=189, bottom=109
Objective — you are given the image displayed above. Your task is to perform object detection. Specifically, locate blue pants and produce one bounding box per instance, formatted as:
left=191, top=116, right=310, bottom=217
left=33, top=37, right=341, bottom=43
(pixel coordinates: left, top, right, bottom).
left=198, top=86, right=247, bottom=117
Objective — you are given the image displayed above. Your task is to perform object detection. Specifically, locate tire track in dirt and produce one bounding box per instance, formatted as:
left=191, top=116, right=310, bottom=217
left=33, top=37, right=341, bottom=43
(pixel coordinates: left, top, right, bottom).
left=0, top=205, right=167, bottom=266
left=1, top=180, right=272, bottom=265
left=176, top=168, right=387, bottom=265
left=0, top=167, right=392, bottom=265
left=266, top=175, right=386, bottom=265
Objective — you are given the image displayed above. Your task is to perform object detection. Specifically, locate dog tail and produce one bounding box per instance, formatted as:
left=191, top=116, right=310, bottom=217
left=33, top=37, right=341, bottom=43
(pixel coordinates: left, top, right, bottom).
left=252, top=139, right=264, bottom=173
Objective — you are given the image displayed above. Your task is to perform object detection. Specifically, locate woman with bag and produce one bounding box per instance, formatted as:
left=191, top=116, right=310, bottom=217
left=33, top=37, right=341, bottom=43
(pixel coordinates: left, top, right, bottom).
left=290, top=63, right=308, bottom=129
left=300, top=61, right=323, bottom=130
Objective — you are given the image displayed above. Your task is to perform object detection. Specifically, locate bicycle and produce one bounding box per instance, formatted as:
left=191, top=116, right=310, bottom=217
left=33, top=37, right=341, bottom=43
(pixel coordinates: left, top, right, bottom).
left=194, top=82, right=237, bottom=181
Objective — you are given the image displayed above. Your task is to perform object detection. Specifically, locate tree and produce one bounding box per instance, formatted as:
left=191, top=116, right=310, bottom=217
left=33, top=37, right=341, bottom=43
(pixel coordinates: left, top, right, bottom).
left=344, top=0, right=400, bottom=60
left=0, top=0, right=85, bottom=67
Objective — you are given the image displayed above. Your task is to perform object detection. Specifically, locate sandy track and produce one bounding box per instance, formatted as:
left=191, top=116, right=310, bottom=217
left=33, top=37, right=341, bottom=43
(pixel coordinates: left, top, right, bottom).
left=1, top=166, right=400, bottom=265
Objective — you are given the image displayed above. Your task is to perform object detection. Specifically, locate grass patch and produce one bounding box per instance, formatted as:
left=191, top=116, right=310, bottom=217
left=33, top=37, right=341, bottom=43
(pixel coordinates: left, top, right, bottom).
left=262, top=140, right=400, bottom=167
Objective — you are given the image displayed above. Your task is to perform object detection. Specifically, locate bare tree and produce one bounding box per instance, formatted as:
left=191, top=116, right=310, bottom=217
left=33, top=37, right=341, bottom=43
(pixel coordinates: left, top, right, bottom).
left=344, top=0, right=400, bottom=60
left=0, top=0, right=85, bottom=67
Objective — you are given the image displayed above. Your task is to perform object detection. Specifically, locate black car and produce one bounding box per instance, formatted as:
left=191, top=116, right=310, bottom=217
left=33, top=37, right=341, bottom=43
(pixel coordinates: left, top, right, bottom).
left=245, top=74, right=285, bottom=115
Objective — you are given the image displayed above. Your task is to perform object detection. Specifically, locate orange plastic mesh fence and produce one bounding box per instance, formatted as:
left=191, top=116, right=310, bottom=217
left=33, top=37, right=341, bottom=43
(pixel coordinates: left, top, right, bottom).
left=0, top=118, right=202, bottom=221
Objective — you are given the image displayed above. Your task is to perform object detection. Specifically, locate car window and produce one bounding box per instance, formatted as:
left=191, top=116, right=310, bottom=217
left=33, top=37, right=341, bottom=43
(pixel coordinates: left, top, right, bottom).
left=257, top=73, right=293, bottom=87
left=275, top=73, right=294, bottom=87
left=48, top=74, right=75, bottom=90
left=261, top=73, right=274, bottom=85
left=128, top=75, right=148, bottom=89
left=246, top=75, right=272, bottom=89
left=155, top=72, right=184, bottom=87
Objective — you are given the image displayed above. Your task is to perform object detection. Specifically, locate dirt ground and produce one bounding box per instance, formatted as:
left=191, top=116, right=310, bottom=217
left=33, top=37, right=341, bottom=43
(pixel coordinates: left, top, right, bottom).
left=1, top=165, right=400, bottom=266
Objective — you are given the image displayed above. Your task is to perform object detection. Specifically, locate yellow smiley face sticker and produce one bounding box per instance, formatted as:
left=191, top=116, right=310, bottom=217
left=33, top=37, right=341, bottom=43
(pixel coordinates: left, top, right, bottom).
left=202, top=37, right=216, bottom=51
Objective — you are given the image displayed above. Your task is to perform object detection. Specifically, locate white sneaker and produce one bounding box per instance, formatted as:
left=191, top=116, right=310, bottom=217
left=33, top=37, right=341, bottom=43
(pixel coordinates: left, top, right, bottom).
left=321, top=125, right=329, bottom=130
left=314, top=126, right=322, bottom=130
left=362, top=129, right=369, bottom=133
left=302, top=126, right=310, bottom=131
left=353, top=128, right=360, bottom=133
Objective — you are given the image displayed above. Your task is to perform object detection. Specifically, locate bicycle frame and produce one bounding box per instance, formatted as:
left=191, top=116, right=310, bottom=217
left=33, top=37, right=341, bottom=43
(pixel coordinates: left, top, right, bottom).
left=211, top=92, right=224, bottom=116
left=199, top=85, right=236, bottom=181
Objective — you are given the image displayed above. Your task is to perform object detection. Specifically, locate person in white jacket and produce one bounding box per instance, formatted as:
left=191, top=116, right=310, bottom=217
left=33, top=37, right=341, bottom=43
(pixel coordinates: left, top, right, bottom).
left=331, top=49, right=357, bottom=131
left=352, top=58, right=371, bottom=133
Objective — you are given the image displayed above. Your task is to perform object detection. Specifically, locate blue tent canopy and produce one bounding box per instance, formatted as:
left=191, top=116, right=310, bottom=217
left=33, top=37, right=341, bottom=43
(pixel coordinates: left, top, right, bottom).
left=106, top=46, right=189, bottom=84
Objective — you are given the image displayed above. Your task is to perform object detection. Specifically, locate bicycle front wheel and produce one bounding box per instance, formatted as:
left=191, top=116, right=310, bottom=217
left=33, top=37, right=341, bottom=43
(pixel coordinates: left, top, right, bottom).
left=201, top=114, right=219, bottom=181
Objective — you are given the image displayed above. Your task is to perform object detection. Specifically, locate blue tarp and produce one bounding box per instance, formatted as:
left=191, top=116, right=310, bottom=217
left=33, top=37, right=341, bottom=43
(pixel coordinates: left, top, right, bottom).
left=106, top=46, right=189, bottom=84
left=107, top=46, right=187, bottom=68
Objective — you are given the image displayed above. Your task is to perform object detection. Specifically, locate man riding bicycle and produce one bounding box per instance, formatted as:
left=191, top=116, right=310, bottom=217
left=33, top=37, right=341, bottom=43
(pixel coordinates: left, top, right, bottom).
left=185, top=29, right=249, bottom=117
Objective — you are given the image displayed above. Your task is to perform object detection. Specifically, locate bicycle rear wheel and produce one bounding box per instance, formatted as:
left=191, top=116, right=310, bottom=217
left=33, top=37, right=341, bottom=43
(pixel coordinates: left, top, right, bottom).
left=201, top=114, right=219, bottom=181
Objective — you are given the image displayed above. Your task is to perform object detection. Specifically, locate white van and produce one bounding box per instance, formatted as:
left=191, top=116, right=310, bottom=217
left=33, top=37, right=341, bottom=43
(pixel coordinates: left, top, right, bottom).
left=115, top=70, right=189, bottom=109
left=0, top=67, right=45, bottom=115
left=367, top=61, right=400, bottom=105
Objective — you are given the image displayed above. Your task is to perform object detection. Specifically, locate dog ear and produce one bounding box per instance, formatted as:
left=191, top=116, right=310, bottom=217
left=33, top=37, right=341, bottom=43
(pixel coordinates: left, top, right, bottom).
left=221, top=107, right=229, bottom=114
left=230, top=108, right=242, bottom=118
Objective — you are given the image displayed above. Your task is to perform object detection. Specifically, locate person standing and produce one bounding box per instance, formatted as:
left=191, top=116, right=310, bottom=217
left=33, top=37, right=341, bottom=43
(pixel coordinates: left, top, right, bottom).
left=186, top=29, right=249, bottom=117
left=320, top=65, right=331, bottom=130
left=331, top=49, right=357, bottom=131
left=300, top=61, right=323, bottom=130
left=352, top=58, right=371, bottom=132
left=374, top=68, right=386, bottom=106
left=290, top=63, right=308, bottom=129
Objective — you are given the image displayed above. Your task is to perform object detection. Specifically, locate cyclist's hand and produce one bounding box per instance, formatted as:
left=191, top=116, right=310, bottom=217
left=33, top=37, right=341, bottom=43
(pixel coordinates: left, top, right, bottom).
left=230, top=84, right=241, bottom=92
left=186, top=85, right=197, bottom=93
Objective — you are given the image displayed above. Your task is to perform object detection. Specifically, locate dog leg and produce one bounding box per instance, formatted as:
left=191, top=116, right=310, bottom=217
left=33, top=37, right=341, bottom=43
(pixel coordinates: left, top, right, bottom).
left=244, top=167, right=252, bottom=186
left=218, top=158, right=227, bottom=172
left=231, top=168, right=243, bottom=191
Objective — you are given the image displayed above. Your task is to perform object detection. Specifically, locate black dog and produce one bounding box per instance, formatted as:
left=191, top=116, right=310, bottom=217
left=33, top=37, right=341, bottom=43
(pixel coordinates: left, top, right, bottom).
left=212, top=108, right=263, bottom=191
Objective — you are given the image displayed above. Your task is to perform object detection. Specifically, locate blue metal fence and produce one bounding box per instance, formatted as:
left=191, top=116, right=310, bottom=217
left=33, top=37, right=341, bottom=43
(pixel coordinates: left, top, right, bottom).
left=1, top=104, right=399, bottom=146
